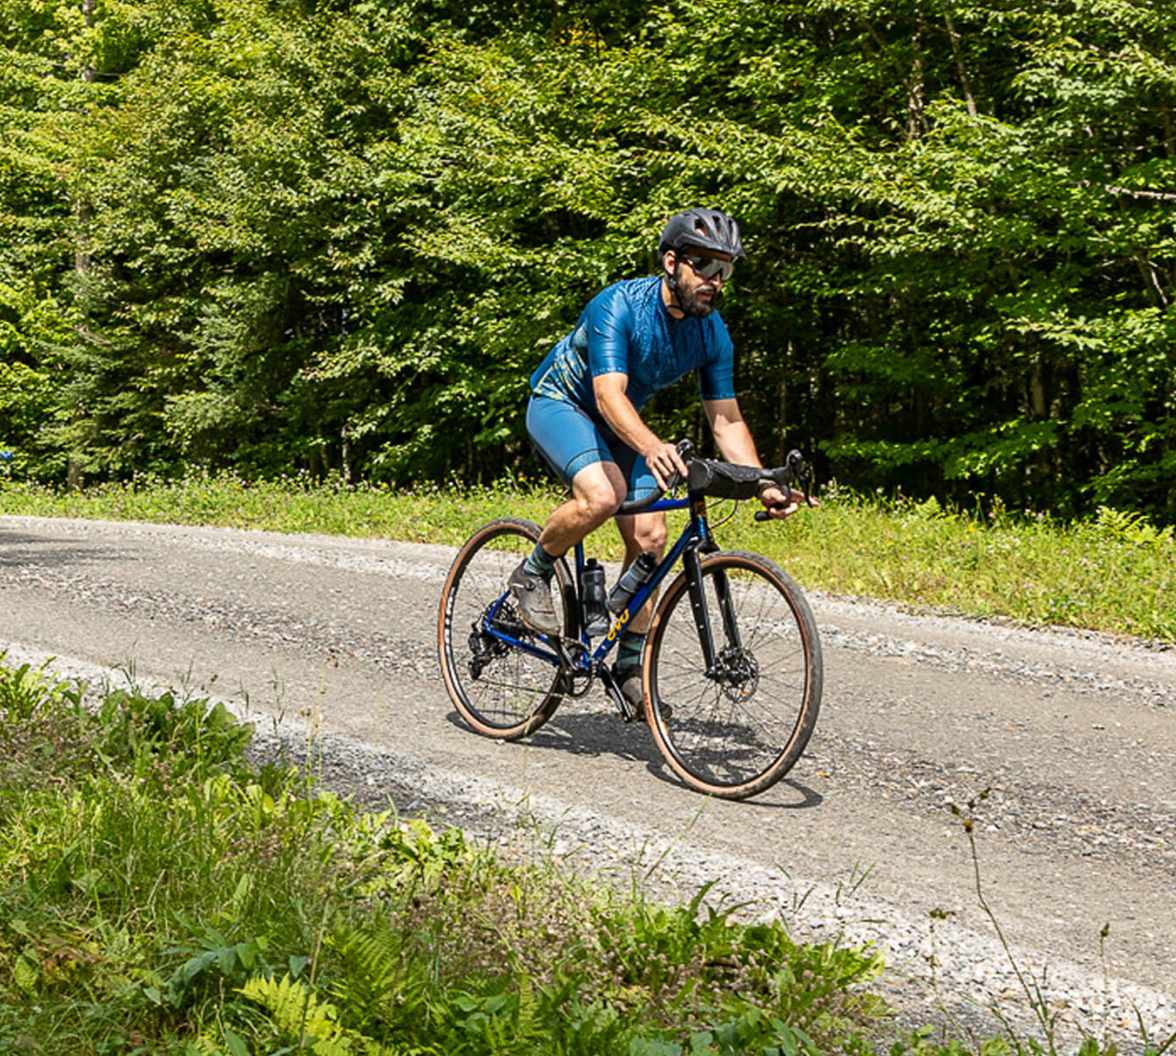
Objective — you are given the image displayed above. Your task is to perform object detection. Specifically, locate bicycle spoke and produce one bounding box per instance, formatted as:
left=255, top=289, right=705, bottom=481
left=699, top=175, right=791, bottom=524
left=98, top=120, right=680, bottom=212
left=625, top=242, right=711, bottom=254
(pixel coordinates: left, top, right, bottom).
left=647, top=552, right=821, bottom=798
left=439, top=519, right=569, bottom=739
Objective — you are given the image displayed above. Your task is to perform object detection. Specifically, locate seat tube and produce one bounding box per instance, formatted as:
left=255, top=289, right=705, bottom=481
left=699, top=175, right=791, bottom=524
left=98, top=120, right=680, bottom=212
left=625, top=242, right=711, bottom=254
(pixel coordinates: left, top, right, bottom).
left=573, top=541, right=586, bottom=643
left=683, top=545, right=717, bottom=672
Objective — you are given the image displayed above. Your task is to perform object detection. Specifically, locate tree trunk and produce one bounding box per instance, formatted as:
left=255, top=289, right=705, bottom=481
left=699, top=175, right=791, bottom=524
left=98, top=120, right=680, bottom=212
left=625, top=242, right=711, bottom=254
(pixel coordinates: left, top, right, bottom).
left=940, top=0, right=978, bottom=119
left=68, top=0, right=97, bottom=490
left=907, top=17, right=927, bottom=139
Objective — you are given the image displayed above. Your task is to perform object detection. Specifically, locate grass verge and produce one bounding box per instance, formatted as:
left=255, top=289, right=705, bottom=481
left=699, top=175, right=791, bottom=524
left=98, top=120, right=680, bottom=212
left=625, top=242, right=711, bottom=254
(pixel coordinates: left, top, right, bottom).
left=3, top=660, right=1174, bottom=1055
left=0, top=654, right=897, bottom=1055
left=1, top=471, right=1173, bottom=642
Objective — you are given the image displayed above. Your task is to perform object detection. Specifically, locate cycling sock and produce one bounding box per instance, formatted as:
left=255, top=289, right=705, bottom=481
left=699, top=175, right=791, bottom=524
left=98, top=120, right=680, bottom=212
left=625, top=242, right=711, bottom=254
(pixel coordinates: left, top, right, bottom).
left=615, top=631, right=646, bottom=672
left=523, top=542, right=556, bottom=580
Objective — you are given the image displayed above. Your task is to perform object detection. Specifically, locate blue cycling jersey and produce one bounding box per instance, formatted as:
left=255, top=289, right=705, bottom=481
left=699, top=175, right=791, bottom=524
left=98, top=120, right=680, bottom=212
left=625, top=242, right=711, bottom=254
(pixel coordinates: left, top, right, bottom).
left=529, top=276, right=736, bottom=416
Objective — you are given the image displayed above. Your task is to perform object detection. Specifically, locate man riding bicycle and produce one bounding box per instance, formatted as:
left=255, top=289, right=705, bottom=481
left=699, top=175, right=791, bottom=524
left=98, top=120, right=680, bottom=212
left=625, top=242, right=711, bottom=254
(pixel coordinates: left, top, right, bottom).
left=510, top=207, right=805, bottom=713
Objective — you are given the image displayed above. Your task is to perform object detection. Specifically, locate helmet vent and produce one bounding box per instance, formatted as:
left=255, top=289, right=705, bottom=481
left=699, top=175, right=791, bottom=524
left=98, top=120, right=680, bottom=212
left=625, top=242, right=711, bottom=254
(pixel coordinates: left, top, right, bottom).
left=658, top=208, right=745, bottom=260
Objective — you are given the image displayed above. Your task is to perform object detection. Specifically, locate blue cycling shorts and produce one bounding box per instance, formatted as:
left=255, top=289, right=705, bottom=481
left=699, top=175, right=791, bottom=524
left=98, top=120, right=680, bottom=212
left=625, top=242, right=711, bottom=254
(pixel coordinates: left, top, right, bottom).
left=526, top=395, right=658, bottom=503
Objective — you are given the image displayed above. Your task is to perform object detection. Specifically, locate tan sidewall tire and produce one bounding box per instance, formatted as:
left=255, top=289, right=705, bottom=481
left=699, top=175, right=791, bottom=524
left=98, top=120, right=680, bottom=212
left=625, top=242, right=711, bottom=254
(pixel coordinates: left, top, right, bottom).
left=643, top=549, right=822, bottom=799
left=438, top=517, right=572, bottom=741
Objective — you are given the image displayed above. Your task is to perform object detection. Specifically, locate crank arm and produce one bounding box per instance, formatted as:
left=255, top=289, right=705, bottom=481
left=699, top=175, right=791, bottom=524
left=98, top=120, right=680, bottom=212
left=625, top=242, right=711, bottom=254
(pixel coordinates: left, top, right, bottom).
left=598, top=664, right=637, bottom=723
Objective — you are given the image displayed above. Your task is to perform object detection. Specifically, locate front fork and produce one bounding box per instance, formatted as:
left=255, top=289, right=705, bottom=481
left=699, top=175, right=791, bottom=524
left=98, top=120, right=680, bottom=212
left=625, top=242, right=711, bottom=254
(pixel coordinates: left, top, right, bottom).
left=683, top=540, right=736, bottom=678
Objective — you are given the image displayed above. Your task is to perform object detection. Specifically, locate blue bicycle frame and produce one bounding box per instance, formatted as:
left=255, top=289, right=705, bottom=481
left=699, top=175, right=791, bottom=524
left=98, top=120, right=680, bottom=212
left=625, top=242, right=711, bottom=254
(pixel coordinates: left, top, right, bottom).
left=481, top=491, right=711, bottom=674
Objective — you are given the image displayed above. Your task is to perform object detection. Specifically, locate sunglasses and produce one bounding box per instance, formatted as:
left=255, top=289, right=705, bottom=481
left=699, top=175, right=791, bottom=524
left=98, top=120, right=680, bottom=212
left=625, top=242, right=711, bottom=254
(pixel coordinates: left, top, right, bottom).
left=678, top=252, right=735, bottom=282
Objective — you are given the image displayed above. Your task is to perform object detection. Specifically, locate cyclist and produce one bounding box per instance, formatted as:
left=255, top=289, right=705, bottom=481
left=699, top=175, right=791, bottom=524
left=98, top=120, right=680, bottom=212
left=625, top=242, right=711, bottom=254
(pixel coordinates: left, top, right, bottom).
left=510, top=207, right=805, bottom=712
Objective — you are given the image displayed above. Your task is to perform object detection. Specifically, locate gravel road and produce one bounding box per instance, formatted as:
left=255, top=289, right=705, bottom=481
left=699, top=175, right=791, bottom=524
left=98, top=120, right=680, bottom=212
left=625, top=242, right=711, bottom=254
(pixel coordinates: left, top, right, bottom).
left=1, top=514, right=1174, bottom=1052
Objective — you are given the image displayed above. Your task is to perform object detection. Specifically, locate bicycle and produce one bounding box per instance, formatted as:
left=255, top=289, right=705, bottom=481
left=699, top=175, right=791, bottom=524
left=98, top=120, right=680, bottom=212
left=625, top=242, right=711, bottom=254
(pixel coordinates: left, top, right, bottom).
left=437, top=441, right=822, bottom=800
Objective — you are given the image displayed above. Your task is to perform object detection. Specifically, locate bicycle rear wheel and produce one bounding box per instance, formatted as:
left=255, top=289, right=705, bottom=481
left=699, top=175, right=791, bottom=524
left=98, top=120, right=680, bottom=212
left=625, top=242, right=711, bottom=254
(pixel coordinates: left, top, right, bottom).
left=438, top=518, right=573, bottom=741
left=644, top=549, right=822, bottom=799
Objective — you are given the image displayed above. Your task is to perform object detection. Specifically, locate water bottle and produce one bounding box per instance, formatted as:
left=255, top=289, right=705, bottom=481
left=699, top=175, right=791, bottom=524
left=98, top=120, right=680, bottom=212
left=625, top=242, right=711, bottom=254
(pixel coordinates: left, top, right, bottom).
left=580, top=559, right=610, bottom=636
left=607, top=552, right=659, bottom=614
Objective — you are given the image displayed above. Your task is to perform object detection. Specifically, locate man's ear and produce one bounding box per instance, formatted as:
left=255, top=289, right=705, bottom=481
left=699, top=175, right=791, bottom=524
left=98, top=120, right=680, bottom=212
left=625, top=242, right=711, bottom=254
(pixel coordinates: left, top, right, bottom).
left=662, top=249, right=676, bottom=276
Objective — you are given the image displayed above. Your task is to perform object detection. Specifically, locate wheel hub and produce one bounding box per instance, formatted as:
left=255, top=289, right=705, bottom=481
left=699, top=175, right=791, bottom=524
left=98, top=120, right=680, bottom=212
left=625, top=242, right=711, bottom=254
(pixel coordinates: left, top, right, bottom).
left=712, top=645, right=759, bottom=703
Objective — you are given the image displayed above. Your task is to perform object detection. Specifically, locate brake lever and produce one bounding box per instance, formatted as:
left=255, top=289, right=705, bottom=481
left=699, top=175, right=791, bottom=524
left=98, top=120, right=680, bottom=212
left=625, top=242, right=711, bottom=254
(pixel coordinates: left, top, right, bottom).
left=754, top=449, right=816, bottom=521
left=795, top=451, right=817, bottom=509
left=663, top=437, right=695, bottom=495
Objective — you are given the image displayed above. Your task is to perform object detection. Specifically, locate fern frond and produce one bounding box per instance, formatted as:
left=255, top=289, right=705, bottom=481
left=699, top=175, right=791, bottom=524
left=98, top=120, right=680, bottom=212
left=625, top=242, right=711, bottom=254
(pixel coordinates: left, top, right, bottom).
left=240, top=972, right=377, bottom=1056
left=332, top=922, right=405, bottom=995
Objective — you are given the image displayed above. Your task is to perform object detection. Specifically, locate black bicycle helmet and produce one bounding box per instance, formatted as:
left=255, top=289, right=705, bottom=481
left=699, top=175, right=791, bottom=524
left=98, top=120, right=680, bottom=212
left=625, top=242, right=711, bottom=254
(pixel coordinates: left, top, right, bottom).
left=658, top=207, right=745, bottom=260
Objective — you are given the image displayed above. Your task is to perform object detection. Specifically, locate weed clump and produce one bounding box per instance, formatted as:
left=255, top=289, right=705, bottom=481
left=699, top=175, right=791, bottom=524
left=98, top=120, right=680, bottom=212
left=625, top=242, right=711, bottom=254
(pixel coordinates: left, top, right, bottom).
left=0, top=656, right=890, bottom=1054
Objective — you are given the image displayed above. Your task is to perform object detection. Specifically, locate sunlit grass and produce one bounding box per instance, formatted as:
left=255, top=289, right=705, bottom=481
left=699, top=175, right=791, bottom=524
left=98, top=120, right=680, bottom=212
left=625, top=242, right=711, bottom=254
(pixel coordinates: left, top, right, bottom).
left=0, top=656, right=893, bottom=1055
left=1, top=470, right=1172, bottom=641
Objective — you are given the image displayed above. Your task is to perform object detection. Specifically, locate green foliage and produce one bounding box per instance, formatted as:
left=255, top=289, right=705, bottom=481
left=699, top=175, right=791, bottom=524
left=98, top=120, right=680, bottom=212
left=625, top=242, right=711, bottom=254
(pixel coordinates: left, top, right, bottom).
left=95, top=689, right=256, bottom=782
left=0, top=0, right=1173, bottom=519
left=241, top=972, right=375, bottom=1056
left=163, top=929, right=276, bottom=1010
left=0, top=654, right=83, bottom=721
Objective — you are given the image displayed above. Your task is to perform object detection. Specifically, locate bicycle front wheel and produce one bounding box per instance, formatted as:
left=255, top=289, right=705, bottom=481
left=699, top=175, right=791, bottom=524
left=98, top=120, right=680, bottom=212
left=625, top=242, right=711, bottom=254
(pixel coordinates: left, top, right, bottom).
left=438, top=518, right=572, bottom=741
left=645, top=549, right=822, bottom=799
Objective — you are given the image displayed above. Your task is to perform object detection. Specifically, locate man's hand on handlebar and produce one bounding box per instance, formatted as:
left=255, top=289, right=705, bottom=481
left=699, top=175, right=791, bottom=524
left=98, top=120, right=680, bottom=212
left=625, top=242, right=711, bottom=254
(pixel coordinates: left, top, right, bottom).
left=644, top=440, right=689, bottom=491
left=759, top=484, right=811, bottom=520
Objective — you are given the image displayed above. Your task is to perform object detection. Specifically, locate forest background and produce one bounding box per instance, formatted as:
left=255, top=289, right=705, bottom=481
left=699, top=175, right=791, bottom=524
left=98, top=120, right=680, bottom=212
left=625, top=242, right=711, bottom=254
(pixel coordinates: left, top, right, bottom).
left=1, top=0, right=1174, bottom=524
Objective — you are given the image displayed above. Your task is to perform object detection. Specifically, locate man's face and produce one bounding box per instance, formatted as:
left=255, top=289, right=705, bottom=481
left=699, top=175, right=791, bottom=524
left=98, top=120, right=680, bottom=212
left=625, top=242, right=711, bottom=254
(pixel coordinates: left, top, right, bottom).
left=665, top=245, right=734, bottom=318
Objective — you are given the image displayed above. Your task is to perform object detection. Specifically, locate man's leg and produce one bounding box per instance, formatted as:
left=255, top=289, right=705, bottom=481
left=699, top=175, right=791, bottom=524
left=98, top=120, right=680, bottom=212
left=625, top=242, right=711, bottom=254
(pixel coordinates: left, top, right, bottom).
left=512, top=398, right=626, bottom=634
left=610, top=510, right=668, bottom=713
left=613, top=510, right=668, bottom=635
left=538, top=460, right=628, bottom=556
left=510, top=460, right=627, bottom=635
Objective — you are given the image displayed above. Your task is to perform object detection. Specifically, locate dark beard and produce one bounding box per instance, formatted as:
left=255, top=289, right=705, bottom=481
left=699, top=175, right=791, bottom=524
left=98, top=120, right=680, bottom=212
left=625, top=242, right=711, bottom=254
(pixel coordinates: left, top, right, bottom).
left=668, top=264, right=716, bottom=318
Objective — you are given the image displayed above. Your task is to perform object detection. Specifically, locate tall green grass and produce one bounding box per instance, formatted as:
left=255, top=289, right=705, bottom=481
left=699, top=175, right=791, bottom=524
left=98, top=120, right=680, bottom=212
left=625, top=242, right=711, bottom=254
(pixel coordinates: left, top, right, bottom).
left=0, top=656, right=897, bottom=1055
left=2, top=658, right=1172, bottom=1055
left=2, top=471, right=1172, bottom=641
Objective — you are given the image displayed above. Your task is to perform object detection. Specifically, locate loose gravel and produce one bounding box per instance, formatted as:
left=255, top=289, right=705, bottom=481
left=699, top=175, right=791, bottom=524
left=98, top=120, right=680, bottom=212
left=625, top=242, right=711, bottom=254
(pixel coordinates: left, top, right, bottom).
left=3, top=517, right=1175, bottom=1054
left=2, top=637, right=1174, bottom=1055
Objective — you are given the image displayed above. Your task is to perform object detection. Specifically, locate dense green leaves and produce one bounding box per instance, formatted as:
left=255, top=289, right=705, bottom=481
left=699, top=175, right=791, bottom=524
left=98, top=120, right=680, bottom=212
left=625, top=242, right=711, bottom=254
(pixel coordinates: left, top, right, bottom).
left=1, top=0, right=1173, bottom=518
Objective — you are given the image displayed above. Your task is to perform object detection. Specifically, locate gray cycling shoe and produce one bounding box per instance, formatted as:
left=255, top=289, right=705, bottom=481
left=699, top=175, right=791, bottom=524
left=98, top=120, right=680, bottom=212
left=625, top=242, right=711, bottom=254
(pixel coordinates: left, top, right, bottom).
left=508, top=561, right=561, bottom=636
left=614, top=665, right=672, bottom=721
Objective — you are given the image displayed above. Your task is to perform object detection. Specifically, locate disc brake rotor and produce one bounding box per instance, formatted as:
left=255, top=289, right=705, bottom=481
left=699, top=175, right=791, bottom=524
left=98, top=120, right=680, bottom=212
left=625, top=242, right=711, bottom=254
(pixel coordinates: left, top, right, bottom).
left=714, top=645, right=760, bottom=703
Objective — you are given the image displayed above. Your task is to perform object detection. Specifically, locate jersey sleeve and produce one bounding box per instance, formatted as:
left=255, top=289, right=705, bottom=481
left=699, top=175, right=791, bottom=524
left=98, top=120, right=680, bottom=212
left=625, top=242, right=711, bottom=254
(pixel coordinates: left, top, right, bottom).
left=698, top=315, right=736, bottom=400
left=584, top=284, right=636, bottom=378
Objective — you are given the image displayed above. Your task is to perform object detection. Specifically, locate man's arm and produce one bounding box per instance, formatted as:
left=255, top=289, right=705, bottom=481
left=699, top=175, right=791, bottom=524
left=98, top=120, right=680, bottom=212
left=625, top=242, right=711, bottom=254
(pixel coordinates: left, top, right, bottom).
left=704, top=397, right=761, bottom=465
left=594, top=372, right=687, bottom=490
left=704, top=398, right=804, bottom=519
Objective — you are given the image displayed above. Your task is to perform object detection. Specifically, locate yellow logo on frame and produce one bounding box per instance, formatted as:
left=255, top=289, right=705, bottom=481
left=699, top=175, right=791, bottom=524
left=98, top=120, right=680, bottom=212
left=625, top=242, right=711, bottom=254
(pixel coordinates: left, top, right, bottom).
left=606, top=609, right=630, bottom=641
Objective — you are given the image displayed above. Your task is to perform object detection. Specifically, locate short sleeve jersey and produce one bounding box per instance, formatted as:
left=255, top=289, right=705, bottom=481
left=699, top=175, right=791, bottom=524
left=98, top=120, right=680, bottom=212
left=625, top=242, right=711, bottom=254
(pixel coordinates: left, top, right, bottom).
left=529, top=276, right=736, bottom=417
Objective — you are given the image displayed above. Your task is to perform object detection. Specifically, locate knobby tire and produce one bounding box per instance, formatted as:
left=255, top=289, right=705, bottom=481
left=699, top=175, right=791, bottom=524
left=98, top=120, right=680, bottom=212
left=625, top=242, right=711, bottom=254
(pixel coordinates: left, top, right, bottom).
left=643, top=549, right=822, bottom=799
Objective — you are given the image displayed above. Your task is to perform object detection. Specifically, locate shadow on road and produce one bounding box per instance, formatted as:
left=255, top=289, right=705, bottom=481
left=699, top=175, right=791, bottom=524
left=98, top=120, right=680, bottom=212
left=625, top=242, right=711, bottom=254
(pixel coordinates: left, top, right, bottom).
left=0, top=529, right=116, bottom=569
left=446, top=707, right=823, bottom=810
left=444, top=705, right=660, bottom=762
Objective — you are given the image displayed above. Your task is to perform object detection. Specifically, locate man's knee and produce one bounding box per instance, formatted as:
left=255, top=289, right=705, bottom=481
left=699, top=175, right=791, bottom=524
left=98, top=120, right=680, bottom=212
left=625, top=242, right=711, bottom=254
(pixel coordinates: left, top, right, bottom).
left=576, top=491, right=622, bottom=524
left=625, top=513, right=667, bottom=556
left=573, top=471, right=625, bottom=524
left=636, top=522, right=667, bottom=554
